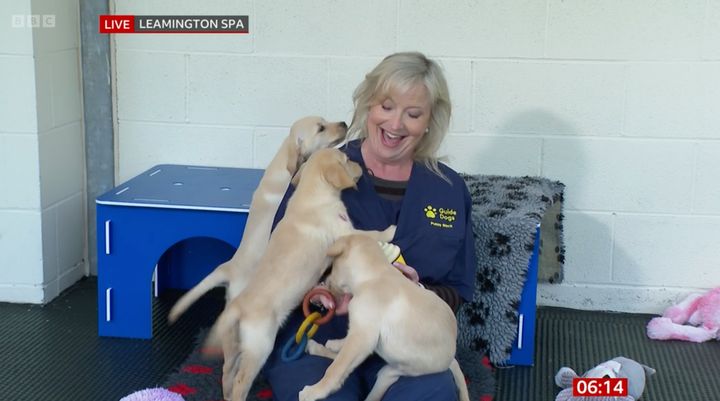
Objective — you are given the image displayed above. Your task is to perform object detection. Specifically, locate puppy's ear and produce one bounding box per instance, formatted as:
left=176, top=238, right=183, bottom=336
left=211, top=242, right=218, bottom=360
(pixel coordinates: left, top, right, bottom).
left=286, top=136, right=303, bottom=174
left=327, top=237, right=348, bottom=257
left=291, top=163, right=305, bottom=187
left=324, top=162, right=355, bottom=190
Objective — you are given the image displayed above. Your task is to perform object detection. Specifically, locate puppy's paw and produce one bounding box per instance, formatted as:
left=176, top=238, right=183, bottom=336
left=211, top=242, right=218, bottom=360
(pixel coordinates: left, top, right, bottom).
left=299, top=385, right=323, bottom=401
left=324, top=338, right=346, bottom=353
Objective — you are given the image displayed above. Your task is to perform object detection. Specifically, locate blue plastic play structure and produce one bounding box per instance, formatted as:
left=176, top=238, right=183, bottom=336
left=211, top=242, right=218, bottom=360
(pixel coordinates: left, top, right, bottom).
left=96, top=164, right=263, bottom=339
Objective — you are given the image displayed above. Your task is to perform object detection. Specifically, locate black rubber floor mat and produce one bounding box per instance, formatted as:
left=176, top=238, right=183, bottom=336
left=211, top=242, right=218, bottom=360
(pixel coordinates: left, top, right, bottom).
left=3, top=279, right=719, bottom=401
left=496, top=307, right=720, bottom=401
left=0, top=277, right=224, bottom=401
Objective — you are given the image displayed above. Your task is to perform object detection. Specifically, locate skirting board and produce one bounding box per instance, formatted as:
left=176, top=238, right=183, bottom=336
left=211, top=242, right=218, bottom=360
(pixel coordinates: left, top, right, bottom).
left=537, top=283, right=712, bottom=314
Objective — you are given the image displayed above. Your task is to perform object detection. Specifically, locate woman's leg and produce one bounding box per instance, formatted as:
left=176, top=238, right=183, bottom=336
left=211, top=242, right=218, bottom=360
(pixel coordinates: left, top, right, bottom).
left=360, top=356, right=459, bottom=401
left=264, top=309, right=362, bottom=401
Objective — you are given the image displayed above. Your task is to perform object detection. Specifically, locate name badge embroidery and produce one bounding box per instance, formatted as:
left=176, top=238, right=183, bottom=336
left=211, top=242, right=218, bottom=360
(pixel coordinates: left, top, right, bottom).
left=423, top=205, right=456, bottom=229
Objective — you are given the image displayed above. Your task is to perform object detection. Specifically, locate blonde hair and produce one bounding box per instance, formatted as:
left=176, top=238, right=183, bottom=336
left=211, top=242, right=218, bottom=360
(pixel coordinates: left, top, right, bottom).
left=348, top=52, right=451, bottom=178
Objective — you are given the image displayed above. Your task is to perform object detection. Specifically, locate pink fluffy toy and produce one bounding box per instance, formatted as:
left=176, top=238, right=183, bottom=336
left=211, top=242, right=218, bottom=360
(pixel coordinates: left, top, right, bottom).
left=647, top=287, right=720, bottom=343
left=119, top=388, right=184, bottom=401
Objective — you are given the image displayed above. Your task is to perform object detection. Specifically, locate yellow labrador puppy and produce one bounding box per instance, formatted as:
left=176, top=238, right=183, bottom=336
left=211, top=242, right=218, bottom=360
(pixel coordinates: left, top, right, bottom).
left=300, top=234, right=470, bottom=401
left=207, top=148, right=396, bottom=401
left=168, top=116, right=347, bottom=323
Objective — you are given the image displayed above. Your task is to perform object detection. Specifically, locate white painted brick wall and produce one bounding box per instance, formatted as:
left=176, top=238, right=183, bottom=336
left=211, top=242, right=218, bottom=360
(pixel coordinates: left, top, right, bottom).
left=398, top=0, right=546, bottom=58
left=624, top=63, right=714, bottom=138
left=543, top=138, right=695, bottom=213
left=117, top=121, right=254, bottom=182
left=473, top=61, right=626, bottom=136
left=255, top=1, right=396, bottom=56
left=546, top=0, right=705, bottom=60
left=694, top=142, right=720, bottom=214
left=108, top=1, right=720, bottom=313
left=0, top=0, right=85, bottom=304
left=613, top=214, right=720, bottom=287
left=0, top=57, right=38, bottom=133
left=443, top=135, right=542, bottom=177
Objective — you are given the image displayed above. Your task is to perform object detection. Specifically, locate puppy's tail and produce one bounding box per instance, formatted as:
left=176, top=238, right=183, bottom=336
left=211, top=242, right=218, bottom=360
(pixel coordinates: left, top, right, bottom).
left=449, top=358, right=470, bottom=401
left=168, top=262, right=229, bottom=323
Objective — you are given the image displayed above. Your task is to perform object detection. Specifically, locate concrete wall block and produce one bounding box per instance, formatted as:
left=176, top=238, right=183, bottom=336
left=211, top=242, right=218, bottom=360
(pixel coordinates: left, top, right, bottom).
left=0, top=134, right=40, bottom=209
left=116, top=51, right=186, bottom=122
left=117, top=121, right=253, bottom=182
left=41, top=206, right=58, bottom=284
left=188, top=55, right=327, bottom=126
left=701, top=63, right=720, bottom=136
left=624, top=63, right=709, bottom=138
left=38, top=122, right=84, bottom=208
left=254, top=1, right=396, bottom=56
left=613, top=214, right=720, bottom=288
left=114, top=0, right=253, bottom=54
left=543, top=138, right=695, bottom=213
left=0, top=286, right=44, bottom=304
left=0, top=0, right=34, bottom=55
left=253, top=127, right=286, bottom=169
left=49, top=49, right=82, bottom=127
left=694, top=141, right=720, bottom=214
left=473, top=60, right=625, bottom=136
left=31, top=0, right=79, bottom=54
left=704, top=2, right=720, bottom=60
left=327, top=57, right=384, bottom=125
left=0, top=56, right=38, bottom=133
left=56, top=193, right=84, bottom=277
left=561, top=211, right=614, bottom=284
left=34, top=50, right=82, bottom=133
left=546, top=0, right=705, bottom=60
left=442, top=134, right=541, bottom=176
left=538, top=282, right=697, bottom=314
left=442, top=59, right=472, bottom=133
left=33, top=53, right=54, bottom=133
left=398, top=0, right=545, bottom=58
left=0, top=210, right=43, bottom=285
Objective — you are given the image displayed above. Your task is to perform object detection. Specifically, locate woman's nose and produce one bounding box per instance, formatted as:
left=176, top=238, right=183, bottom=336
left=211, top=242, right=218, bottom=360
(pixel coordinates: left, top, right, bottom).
left=389, top=112, right=403, bottom=131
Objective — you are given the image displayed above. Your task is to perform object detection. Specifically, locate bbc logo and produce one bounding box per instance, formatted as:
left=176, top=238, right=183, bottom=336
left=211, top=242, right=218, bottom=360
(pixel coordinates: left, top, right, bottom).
left=12, top=14, right=56, bottom=28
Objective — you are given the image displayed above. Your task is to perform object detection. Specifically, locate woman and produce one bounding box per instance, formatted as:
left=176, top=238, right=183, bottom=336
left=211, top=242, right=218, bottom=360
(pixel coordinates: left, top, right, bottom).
left=265, top=52, right=477, bottom=401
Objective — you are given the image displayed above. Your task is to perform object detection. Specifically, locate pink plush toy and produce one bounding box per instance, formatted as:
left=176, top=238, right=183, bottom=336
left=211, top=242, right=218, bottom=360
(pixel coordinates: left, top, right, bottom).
left=647, top=287, right=720, bottom=343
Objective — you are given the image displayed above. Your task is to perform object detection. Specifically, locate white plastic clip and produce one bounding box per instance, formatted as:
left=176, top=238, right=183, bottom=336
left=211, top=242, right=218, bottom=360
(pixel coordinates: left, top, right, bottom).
left=105, top=288, right=112, bottom=322
left=104, top=220, right=111, bottom=255
left=517, top=314, right=524, bottom=349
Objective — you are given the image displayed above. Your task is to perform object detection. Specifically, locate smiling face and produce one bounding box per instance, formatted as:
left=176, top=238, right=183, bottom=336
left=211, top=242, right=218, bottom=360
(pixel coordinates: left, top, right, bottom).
left=364, top=83, right=432, bottom=166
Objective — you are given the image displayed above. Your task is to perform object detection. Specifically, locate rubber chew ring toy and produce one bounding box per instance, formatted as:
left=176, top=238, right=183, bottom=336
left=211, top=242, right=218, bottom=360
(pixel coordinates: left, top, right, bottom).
left=280, top=287, right=337, bottom=362
left=302, top=287, right=336, bottom=325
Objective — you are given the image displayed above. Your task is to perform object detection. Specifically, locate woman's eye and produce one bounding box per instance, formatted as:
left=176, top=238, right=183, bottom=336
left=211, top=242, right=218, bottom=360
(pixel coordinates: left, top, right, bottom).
left=381, top=104, right=392, bottom=111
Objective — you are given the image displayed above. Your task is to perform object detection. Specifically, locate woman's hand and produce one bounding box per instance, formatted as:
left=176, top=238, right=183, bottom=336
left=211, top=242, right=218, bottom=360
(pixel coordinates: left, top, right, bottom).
left=392, top=261, right=420, bottom=284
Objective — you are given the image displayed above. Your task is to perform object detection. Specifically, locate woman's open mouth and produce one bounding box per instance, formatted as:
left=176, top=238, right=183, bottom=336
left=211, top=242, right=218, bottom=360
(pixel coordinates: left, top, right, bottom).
left=380, top=128, right=404, bottom=147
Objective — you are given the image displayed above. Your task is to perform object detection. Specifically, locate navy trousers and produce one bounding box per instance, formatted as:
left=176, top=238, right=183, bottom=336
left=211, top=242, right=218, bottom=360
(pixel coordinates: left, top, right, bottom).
left=263, top=308, right=459, bottom=401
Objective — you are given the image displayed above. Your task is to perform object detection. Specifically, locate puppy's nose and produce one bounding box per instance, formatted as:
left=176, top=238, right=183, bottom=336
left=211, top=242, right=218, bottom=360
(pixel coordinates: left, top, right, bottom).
left=340, top=121, right=348, bottom=129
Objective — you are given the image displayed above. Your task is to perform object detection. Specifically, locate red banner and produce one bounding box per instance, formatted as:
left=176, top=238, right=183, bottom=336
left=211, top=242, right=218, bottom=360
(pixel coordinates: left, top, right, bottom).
left=99, top=15, right=135, bottom=33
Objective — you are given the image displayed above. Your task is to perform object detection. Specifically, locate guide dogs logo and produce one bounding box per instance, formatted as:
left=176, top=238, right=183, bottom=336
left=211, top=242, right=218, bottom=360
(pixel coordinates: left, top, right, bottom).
left=424, top=205, right=456, bottom=229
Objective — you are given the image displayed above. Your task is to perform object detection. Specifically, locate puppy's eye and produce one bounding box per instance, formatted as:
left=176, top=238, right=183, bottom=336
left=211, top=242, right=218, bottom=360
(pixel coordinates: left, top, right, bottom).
left=318, top=125, right=325, bottom=132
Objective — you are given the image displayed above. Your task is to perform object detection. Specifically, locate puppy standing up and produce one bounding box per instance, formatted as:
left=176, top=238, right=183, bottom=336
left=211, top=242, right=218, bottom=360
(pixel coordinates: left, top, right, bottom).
left=207, top=148, right=396, bottom=401
left=299, top=234, right=470, bottom=401
left=168, top=117, right=347, bottom=323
